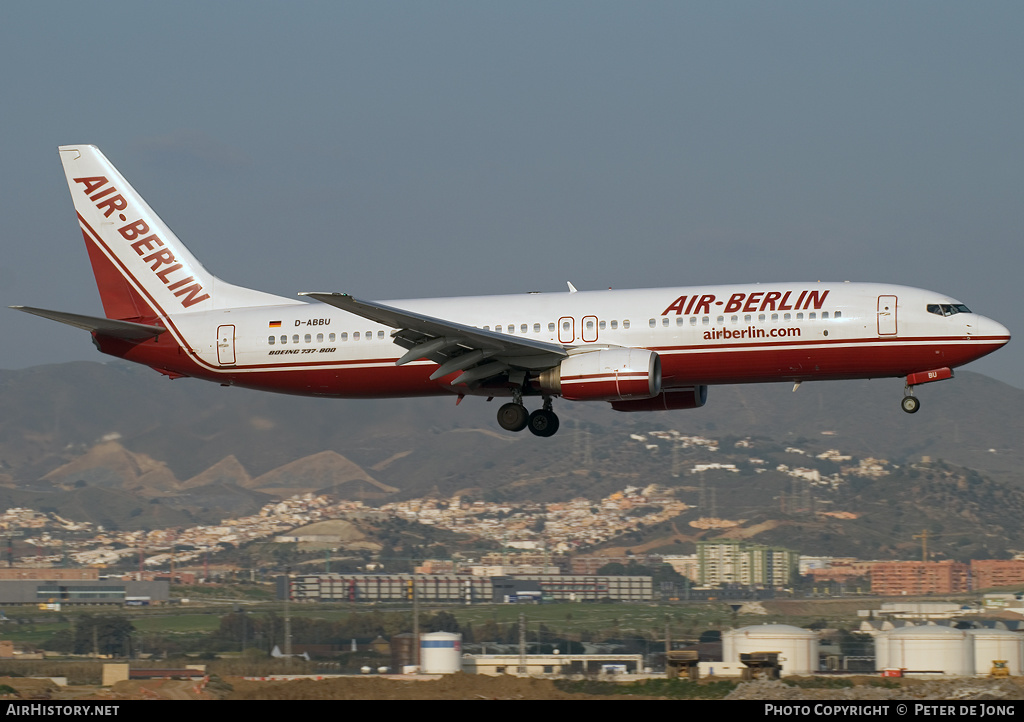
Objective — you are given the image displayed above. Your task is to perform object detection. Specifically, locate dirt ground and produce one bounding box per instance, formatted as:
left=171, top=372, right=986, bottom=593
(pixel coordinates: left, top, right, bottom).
left=2, top=674, right=1022, bottom=701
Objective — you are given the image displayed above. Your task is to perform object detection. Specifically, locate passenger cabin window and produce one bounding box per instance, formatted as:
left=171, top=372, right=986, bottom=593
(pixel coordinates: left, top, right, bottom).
left=521, top=324, right=528, bottom=333
left=305, top=334, right=312, bottom=343
left=329, top=333, right=336, bottom=342
left=292, top=334, right=299, bottom=344
left=548, top=322, right=555, bottom=332
left=268, top=336, right=275, bottom=345
left=610, top=320, right=618, bottom=330
left=649, top=318, right=656, bottom=328
left=623, top=320, right=630, bottom=329
left=534, top=323, right=541, bottom=333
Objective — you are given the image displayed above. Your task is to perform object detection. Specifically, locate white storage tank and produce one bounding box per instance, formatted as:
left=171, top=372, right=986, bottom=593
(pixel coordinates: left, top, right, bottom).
left=722, top=624, right=818, bottom=676
left=969, top=629, right=1024, bottom=677
left=881, top=626, right=973, bottom=676
left=420, top=632, right=462, bottom=674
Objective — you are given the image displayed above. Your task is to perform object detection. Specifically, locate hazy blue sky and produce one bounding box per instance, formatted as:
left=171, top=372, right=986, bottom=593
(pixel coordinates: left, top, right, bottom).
left=2, top=2, right=1020, bottom=388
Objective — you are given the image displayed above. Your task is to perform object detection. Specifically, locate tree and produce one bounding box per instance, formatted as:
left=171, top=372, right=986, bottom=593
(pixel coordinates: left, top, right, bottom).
left=73, top=614, right=134, bottom=656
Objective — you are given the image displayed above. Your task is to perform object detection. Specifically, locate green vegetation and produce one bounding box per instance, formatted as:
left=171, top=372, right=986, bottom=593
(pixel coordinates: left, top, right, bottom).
left=783, top=676, right=855, bottom=689
left=555, top=678, right=738, bottom=699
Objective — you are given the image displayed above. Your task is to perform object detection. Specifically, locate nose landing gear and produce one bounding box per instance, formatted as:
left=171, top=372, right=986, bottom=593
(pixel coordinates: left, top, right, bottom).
left=901, top=367, right=953, bottom=414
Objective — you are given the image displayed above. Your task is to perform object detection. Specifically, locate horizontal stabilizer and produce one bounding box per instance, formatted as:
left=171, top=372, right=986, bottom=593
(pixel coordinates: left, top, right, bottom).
left=10, top=306, right=165, bottom=340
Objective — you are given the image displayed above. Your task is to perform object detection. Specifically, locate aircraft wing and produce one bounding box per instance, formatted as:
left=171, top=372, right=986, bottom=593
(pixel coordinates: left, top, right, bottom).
left=10, top=306, right=166, bottom=340
left=300, top=292, right=567, bottom=387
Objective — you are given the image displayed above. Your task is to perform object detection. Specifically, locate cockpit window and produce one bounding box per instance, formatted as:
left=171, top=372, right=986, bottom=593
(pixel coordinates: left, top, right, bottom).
left=927, top=303, right=972, bottom=317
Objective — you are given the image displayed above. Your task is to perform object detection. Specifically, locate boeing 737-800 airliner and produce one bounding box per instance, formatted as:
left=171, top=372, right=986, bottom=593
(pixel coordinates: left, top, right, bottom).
left=12, top=146, right=1011, bottom=437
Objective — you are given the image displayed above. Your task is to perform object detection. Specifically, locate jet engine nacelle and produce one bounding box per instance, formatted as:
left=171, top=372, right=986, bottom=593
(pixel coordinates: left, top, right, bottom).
left=611, top=385, right=708, bottom=412
left=538, top=348, right=661, bottom=401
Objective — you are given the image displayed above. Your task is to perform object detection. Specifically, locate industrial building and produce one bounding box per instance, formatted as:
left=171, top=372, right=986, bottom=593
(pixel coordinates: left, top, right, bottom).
left=464, top=653, right=644, bottom=676
left=718, top=624, right=819, bottom=677
left=874, top=626, right=1024, bottom=677
left=0, top=578, right=169, bottom=606
left=284, top=573, right=653, bottom=603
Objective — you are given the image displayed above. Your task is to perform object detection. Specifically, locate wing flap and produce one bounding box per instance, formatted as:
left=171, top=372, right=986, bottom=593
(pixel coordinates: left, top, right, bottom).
left=301, top=293, right=568, bottom=368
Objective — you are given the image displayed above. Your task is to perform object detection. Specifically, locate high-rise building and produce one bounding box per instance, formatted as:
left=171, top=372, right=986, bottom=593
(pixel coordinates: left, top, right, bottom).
left=697, top=541, right=798, bottom=588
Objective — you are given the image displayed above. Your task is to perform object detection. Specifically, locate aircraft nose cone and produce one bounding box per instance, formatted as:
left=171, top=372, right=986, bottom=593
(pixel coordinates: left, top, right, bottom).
left=975, top=315, right=1011, bottom=345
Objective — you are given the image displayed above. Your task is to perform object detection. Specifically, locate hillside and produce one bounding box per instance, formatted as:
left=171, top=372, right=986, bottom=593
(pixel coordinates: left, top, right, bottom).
left=0, top=360, right=1020, bottom=558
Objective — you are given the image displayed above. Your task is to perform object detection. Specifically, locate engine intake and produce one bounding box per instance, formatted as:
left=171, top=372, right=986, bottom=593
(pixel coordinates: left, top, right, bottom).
left=539, top=348, right=661, bottom=402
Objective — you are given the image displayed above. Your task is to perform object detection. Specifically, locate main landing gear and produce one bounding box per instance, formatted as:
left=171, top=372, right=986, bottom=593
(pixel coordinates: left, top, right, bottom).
left=497, top=393, right=560, bottom=437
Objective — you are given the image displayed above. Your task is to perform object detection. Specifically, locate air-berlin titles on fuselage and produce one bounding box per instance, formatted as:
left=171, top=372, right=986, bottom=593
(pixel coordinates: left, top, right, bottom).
left=661, top=289, right=830, bottom=316
left=73, top=176, right=210, bottom=309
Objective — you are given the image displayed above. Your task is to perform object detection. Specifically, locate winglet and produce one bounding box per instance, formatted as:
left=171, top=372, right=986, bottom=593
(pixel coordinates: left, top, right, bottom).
left=567, top=281, right=578, bottom=293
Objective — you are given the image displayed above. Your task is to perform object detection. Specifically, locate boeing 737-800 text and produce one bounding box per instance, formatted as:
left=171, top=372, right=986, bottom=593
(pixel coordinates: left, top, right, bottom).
left=12, top=146, right=1011, bottom=437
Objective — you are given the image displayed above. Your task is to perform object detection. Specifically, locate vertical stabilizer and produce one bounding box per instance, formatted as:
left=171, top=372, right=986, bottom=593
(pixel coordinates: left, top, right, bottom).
left=59, top=145, right=300, bottom=319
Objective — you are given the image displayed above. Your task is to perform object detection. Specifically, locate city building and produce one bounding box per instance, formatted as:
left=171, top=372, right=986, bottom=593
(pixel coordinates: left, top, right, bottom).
left=970, top=560, right=1024, bottom=590
left=697, top=541, right=798, bottom=588
left=869, top=561, right=970, bottom=595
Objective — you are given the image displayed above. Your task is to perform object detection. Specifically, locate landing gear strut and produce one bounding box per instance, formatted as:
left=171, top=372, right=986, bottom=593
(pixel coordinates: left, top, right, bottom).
left=495, top=392, right=560, bottom=436
left=497, top=402, right=529, bottom=431
left=901, top=387, right=920, bottom=414
left=527, top=397, right=560, bottom=438
left=497, top=388, right=529, bottom=431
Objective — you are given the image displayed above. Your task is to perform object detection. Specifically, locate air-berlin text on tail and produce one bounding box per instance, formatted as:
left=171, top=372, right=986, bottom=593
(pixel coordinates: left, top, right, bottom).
left=661, top=290, right=830, bottom=316
left=73, top=176, right=210, bottom=309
